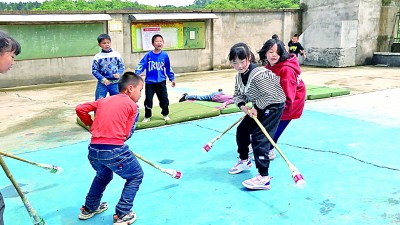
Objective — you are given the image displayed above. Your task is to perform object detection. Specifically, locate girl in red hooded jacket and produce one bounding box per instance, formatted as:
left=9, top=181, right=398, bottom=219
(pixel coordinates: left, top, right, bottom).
left=258, top=38, right=306, bottom=159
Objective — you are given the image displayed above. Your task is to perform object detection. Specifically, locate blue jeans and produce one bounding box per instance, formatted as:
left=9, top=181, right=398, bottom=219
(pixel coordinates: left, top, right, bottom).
left=84, top=144, right=143, bottom=217
left=95, top=81, right=119, bottom=100
left=186, top=91, right=221, bottom=101
left=269, top=120, right=291, bottom=150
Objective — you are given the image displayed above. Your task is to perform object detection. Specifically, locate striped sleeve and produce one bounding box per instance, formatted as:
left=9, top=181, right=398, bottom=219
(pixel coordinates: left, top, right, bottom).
left=250, top=69, right=286, bottom=110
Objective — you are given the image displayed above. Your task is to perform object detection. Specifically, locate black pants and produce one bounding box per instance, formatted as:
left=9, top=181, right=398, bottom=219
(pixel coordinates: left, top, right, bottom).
left=0, top=192, right=4, bottom=225
left=236, top=103, right=284, bottom=176
left=144, top=80, right=169, bottom=118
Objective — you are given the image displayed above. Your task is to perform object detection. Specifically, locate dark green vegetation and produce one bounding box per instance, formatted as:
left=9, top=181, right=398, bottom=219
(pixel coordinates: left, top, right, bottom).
left=0, top=0, right=300, bottom=11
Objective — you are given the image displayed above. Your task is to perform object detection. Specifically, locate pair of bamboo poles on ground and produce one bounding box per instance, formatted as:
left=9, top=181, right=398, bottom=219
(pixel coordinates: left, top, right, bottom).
left=203, top=114, right=306, bottom=188
left=0, top=144, right=181, bottom=225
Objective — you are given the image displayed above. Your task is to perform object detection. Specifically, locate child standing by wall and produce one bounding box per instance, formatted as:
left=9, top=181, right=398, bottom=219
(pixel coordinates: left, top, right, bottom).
left=0, top=30, right=21, bottom=225
left=92, top=33, right=125, bottom=100
left=76, top=72, right=144, bottom=225
left=258, top=38, right=306, bottom=159
left=135, top=34, right=176, bottom=122
left=228, top=42, right=286, bottom=190
left=288, top=33, right=307, bottom=60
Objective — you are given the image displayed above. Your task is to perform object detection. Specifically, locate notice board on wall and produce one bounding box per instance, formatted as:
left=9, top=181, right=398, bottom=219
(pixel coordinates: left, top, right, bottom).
left=0, top=23, right=104, bottom=60
left=131, top=21, right=205, bottom=52
left=183, top=22, right=206, bottom=49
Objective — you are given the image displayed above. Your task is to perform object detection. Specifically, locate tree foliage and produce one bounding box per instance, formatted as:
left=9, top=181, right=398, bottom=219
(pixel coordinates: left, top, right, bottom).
left=36, top=0, right=155, bottom=11
left=205, top=0, right=299, bottom=9
left=0, top=1, right=41, bottom=10
left=0, top=0, right=300, bottom=11
left=193, top=0, right=215, bottom=8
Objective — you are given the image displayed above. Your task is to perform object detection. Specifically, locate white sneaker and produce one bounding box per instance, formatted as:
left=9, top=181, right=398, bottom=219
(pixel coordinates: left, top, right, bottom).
left=242, top=174, right=272, bottom=190
left=268, top=149, right=276, bottom=160
left=113, top=211, right=136, bottom=225
left=163, top=115, right=170, bottom=121
left=142, top=117, right=150, bottom=123
left=78, top=202, right=108, bottom=220
left=228, top=157, right=252, bottom=174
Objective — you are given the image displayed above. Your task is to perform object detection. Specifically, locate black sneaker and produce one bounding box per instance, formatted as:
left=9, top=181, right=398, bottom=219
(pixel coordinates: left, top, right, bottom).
left=179, top=93, right=188, bottom=102
left=78, top=202, right=108, bottom=220
left=218, top=89, right=223, bottom=92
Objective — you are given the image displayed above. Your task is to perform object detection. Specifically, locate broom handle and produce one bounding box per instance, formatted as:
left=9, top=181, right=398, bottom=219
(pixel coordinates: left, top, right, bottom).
left=0, top=152, right=40, bottom=167
left=133, top=152, right=164, bottom=171
left=253, top=116, right=295, bottom=168
left=213, top=114, right=245, bottom=142
left=0, top=155, right=45, bottom=224
left=0, top=156, right=25, bottom=199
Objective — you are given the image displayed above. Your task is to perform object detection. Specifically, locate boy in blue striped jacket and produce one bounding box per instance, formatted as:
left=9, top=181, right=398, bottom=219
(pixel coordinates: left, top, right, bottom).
left=92, top=33, right=125, bottom=100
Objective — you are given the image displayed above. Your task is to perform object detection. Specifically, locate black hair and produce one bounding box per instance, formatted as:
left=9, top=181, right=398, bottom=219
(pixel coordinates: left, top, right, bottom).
left=258, top=38, right=289, bottom=65
left=250, top=52, right=256, bottom=63
left=118, top=71, right=143, bottom=91
left=97, top=33, right=111, bottom=43
left=228, top=42, right=254, bottom=62
left=293, top=33, right=299, bottom=38
left=0, top=31, right=21, bottom=55
left=272, top=34, right=279, bottom=40
left=152, top=34, right=163, bottom=43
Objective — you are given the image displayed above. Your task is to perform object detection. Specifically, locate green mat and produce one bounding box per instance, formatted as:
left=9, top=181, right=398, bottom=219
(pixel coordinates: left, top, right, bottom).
left=162, top=101, right=220, bottom=125
left=306, top=86, right=350, bottom=100
left=76, top=85, right=350, bottom=131
left=190, top=100, right=241, bottom=114
left=77, top=101, right=222, bottom=131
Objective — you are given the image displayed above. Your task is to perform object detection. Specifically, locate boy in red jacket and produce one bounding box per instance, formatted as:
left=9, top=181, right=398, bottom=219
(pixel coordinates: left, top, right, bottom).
left=76, top=72, right=144, bottom=225
left=258, top=38, right=306, bottom=159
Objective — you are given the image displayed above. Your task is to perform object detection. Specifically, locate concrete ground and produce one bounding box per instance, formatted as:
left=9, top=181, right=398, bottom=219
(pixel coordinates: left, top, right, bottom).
left=0, top=65, right=400, bottom=154
left=1, top=65, right=400, bottom=225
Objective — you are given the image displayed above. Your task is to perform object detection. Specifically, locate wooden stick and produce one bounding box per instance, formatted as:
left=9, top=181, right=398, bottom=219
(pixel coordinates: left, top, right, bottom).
left=0, top=155, right=45, bottom=224
left=0, top=152, right=63, bottom=174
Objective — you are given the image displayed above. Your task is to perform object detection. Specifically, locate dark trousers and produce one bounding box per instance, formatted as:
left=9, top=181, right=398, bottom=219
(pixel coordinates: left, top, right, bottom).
left=0, top=192, right=4, bottom=225
left=269, top=120, right=291, bottom=150
left=236, top=103, right=284, bottom=176
left=144, top=80, right=169, bottom=118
